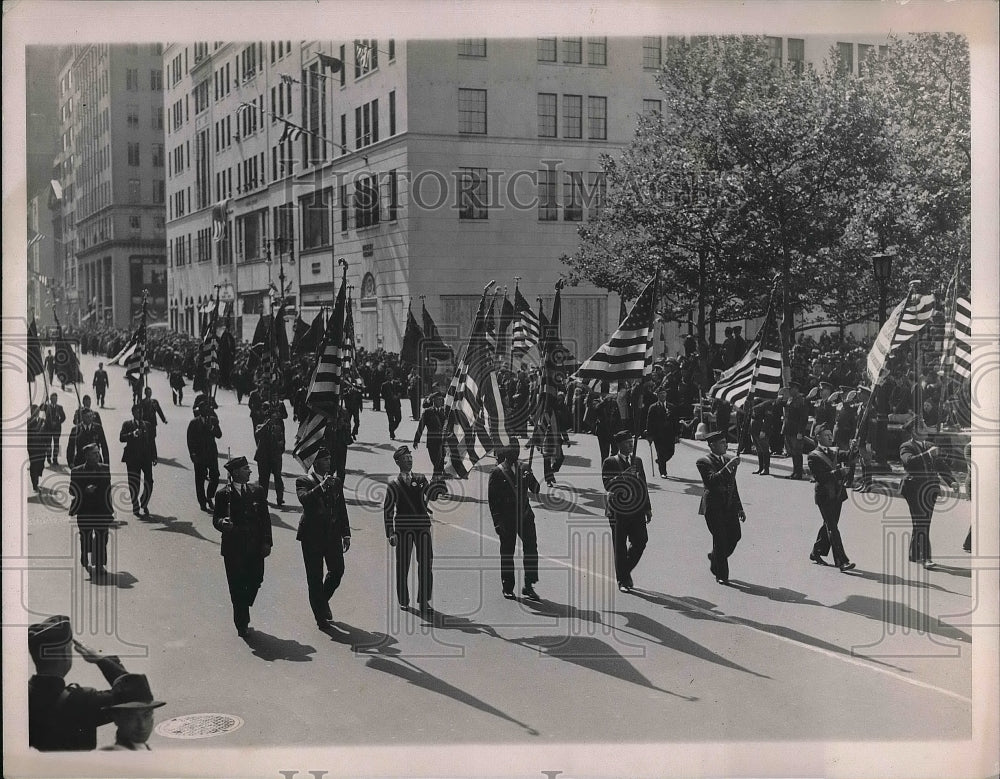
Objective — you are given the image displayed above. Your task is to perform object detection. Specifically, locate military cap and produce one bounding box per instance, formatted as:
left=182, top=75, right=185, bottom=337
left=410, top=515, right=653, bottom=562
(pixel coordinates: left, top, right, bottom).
left=806, top=386, right=820, bottom=400
left=28, top=615, right=72, bottom=656
left=819, top=381, right=834, bottom=390
left=105, top=674, right=166, bottom=710
left=813, top=423, right=832, bottom=436
left=313, top=446, right=331, bottom=461
left=845, top=391, right=859, bottom=403
left=900, top=414, right=919, bottom=432
left=612, top=430, right=633, bottom=445
left=827, top=391, right=843, bottom=404
left=856, top=384, right=872, bottom=394
left=393, top=445, right=412, bottom=462
left=224, top=455, right=249, bottom=472
left=80, top=442, right=100, bottom=454
left=704, top=430, right=727, bottom=444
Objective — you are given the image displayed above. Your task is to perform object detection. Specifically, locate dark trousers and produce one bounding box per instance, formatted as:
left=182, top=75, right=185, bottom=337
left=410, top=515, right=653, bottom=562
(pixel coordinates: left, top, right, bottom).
left=543, top=451, right=565, bottom=481
left=95, top=388, right=106, bottom=406
left=651, top=437, right=675, bottom=475
left=333, top=446, right=348, bottom=482
left=706, top=512, right=741, bottom=581
left=171, top=386, right=183, bottom=405
left=47, top=430, right=62, bottom=463
left=428, top=439, right=445, bottom=479
left=257, top=454, right=284, bottom=503
left=784, top=434, right=804, bottom=476
left=29, top=455, right=46, bottom=489
left=394, top=527, right=433, bottom=606
left=496, top=515, right=538, bottom=592
left=300, top=539, right=345, bottom=622
left=755, top=432, right=771, bottom=473
left=597, top=433, right=614, bottom=464
left=194, top=461, right=220, bottom=508
left=610, top=516, right=648, bottom=587
left=125, top=460, right=154, bottom=510
left=386, top=406, right=402, bottom=438
left=349, top=407, right=360, bottom=437
left=409, top=393, right=420, bottom=420
left=371, top=389, right=381, bottom=411
left=903, top=485, right=936, bottom=562
left=223, top=553, right=265, bottom=630
left=812, top=499, right=849, bottom=566
left=78, top=525, right=110, bottom=567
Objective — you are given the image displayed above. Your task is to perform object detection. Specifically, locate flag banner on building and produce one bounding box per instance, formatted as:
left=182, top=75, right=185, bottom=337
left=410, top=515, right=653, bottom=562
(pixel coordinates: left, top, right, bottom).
left=355, top=40, right=372, bottom=70
left=709, top=303, right=782, bottom=408
left=866, top=291, right=936, bottom=384
left=342, top=296, right=357, bottom=378
left=401, top=303, right=424, bottom=366
left=27, top=318, right=44, bottom=384
left=497, top=293, right=515, bottom=358
left=421, top=302, right=453, bottom=364
left=575, top=274, right=658, bottom=387
left=277, top=119, right=304, bottom=144
left=28, top=228, right=45, bottom=250
left=511, top=287, right=540, bottom=355
left=211, top=200, right=229, bottom=243
left=317, top=52, right=343, bottom=73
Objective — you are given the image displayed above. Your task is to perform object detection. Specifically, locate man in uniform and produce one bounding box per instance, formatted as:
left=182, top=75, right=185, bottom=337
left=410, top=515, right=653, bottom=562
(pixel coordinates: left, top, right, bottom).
left=139, top=387, right=168, bottom=465
left=295, top=447, right=351, bottom=628
left=487, top=439, right=541, bottom=600
left=42, top=392, right=66, bottom=466
left=592, top=394, right=622, bottom=463
left=99, top=674, right=166, bottom=751
left=28, top=615, right=129, bottom=751
left=187, top=403, right=222, bottom=513
left=168, top=364, right=186, bottom=406
left=383, top=445, right=437, bottom=611
left=381, top=374, right=403, bottom=440
left=28, top=404, right=48, bottom=492
left=70, top=443, right=115, bottom=576
left=71, top=395, right=103, bottom=428
left=413, top=391, right=447, bottom=481
left=92, top=362, right=109, bottom=408
left=119, top=404, right=155, bottom=516
left=407, top=368, right=422, bottom=420
left=645, top=388, right=680, bottom=478
left=67, top=408, right=110, bottom=469
left=602, top=430, right=652, bottom=593
left=806, top=424, right=855, bottom=571
left=213, top=456, right=273, bottom=637
left=781, top=382, right=809, bottom=479
left=810, top=381, right=837, bottom=437
left=44, top=348, right=55, bottom=385
left=899, top=417, right=959, bottom=569
left=696, top=430, right=746, bottom=584
left=254, top=407, right=286, bottom=507
left=343, top=380, right=364, bottom=438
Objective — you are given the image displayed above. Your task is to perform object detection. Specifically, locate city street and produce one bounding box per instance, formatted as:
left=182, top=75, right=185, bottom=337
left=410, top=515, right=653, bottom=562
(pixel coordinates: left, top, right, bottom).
left=18, top=352, right=975, bottom=749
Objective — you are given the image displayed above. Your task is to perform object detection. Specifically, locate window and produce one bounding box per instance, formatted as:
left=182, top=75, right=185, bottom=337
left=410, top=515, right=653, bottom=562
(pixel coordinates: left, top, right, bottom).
left=127, top=143, right=140, bottom=166
left=339, top=45, right=346, bottom=87
left=538, top=168, right=558, bottom=221
left=300, top=188, right=332, bottom=249
left=562, top=37, right=582, bottom=64
left=273, top=204, right=295, bottom=254
left=588, top=171, right=606, bottom=216
left=242, top=43, right=257, bottom=80
left=154, top=106, right=163, bottom=130
left=150, top=69, right=163, bottom=90
left=458, top=167, right=488, bottom=220
left=389, top=90, right=396, bottom=135
left=354, top=176, right=380, bottom=228
left=354, top=39, right=378, bottom=78
left=387, top=170, right=399, bottom=221
left=126, top=104, right=139, bottom=127
left=194, top=80, right=210, bottom=114
left=128, top=178, right=141, bottom=203
left=153, top=179, right=165, bottom=204
left=340, top=183, right=349, bottom=232
left=129, top=214, right=141, bottom=230
left=356, top=98, right=380, bottom=148
left=587, top=37, right=607, bottom=66
left=537, top=37, right=557, bottom=62
left=172, top=99, right=183, bottom=131
left=788, top=38, right=805, bottom=73
left=126, top=68, right=139, bottom=90
left=197, top=228, right=212, bottom=262
left=588, top=96, right=607, bottom=140
left=642, top=98, right=662, bottom=114
left=388, top=39, right=396, bottom=60
left=858, top=43, right=875, bottom=66
left=563, top=171, right=583, bottom=221
left=642, top=36, right=661, bottom=69
left=563, top=94, right=582, bottom=138
left=237, top=210, right=265, bottom=261
left=837, top=42, right=854, bottom=75
left=341, top=114, right=347, bottom=155
left=458, top=88, right=487, bottom=134
left=538, top=93, right=557, bottom=137
left=458, top=38, right=487, bottom=57
left=764, top=36, right=782, bottom=68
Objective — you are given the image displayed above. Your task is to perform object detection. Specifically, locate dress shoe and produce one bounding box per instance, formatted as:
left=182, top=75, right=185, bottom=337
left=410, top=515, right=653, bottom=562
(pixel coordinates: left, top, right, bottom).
left=618, top=584, right=632, bottom=593
left=502, top=590, right=516, bottom=600
left=418, top=602, right=433, bottom=614
left=809, top=553, right=830, bottom=566
left=753, top=468, right=762, bottom=474
left=316, top=618, right=335, bottom=629
left=761, top=470, right=770, bottom=476
left=839, top=562, right=856, bottom=572
left=521, top=585, right=541, bottom=601
left=922, top=560, right=936, bottom=570
left=206, top=499, right=215, bottom=510
left=716, top=577, right=728, bottom=585
left=399, top=602, right=410, bottom=610
left=237, top=626, right=249, bottom=637
left=132, top=508, right=141, bottom=517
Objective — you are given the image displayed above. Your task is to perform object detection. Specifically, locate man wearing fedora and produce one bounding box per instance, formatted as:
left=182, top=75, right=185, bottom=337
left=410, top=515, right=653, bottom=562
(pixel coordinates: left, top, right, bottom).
left=296, top=447, right=351, bottom=629
left=100, top=674, right=166, bottom=750
left=28, top=615, right=129, bottom=751
left=602, top=430, right=652, bottom=593
left=806, top=424, right=855, bottom=571
left=696, top=430, right=746, bottom=584
left=69, top=442, right=115, bottom=576
left=487, top=439, right=541, bottom=600
left=383, top=445, right=437, bottom=611
left=213, top=455, right=273, bottom=636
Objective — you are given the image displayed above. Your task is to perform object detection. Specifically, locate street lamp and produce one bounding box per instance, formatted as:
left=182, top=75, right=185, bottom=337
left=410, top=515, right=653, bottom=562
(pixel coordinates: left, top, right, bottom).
left=872, top=253, right=894, bottom=326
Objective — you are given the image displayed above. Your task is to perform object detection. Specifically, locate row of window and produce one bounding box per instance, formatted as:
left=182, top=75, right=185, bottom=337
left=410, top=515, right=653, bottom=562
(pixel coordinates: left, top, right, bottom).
left=536, top=37, right=607, bottom=66
left=536, top=93, right=608, bottom=139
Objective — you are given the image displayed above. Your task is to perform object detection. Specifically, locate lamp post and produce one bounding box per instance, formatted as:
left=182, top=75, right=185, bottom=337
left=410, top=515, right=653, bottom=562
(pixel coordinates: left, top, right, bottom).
left=872, top=252, right=894, bottom=327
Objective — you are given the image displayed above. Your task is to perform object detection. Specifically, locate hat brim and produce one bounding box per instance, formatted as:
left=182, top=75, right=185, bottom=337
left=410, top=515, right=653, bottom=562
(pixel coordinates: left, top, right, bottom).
left=106, top=700, right=166, bottom=710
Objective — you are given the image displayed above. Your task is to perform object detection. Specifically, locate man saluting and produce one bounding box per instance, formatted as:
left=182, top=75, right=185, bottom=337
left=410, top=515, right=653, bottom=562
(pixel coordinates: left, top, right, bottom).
left=696, top=430, right=746, bottom=584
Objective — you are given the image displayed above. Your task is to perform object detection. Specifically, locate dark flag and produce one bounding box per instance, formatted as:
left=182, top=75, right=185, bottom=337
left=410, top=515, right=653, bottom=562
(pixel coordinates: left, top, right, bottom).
left=54, top=338, right=83, bottom=386
left=218, top=329, right=236, bottom=384
left=248, top=313, right=273, bottom=375
left=401, top=303, right=424, bottom=366
left=619, top=295, right=629, bottom=325
left=306, top=309, right=326, bottom=356
left=497, top=293, right=515, bottom=358
left=290, top=314, right=310, bottom=357
left=27, top=318, right=44, bottom=384
left=422, top=302, right=453, bottom=364
left=274, top=303, right=291, bottom=365
left=317, top=52, right=343, bottom=73
left=342, top=296, right=357, bottom=377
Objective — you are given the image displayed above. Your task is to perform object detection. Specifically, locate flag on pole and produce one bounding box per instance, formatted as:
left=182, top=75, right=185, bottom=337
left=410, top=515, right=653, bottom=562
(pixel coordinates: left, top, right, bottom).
left=278, top=119, right=304, bottom=145
left=27, top=318, right=44, bottom=384
left=619, top=295, right=629, bottom=325
left=28, top=228, right=45, bottom=251
left=497, top=293, right=515, bottom=358
left=211, top=200, right=229, bottom=243
left=120, top=320, right=147, bottom=385
left=421, top=302, right=453, bottom=363
left=342, top=296, right=357, bottom=377
left=317, top=52, right=343, bottom=73
left=484, top=297, right=498, bottom=354
left=195, top=324, right=220, bottom=393
left=511, top=287, right=540, bottom=355
left=575, top=274, right=658, bottom=389
left=401, top=303, right=424, bottom=366
left=951, top=296, right=972, bottom=379
left=709, top=303, right=782, bottom=408
left=290, top=314, right=310, bottom=356
left=866, top=291, right=936, bottom=384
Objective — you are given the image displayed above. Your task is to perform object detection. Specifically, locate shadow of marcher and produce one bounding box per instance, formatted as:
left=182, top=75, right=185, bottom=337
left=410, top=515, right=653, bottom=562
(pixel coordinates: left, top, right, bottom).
left=89, top=569, right=139, bottom=589
left=243, top=629, right=317, bottom=661
left=829, top=594, right=972, bottom=644
left=152, top=457, right=187, bottom=469
left=838, top=567, right=966, bottom=596
left=144, top=513, right=217, bottom=544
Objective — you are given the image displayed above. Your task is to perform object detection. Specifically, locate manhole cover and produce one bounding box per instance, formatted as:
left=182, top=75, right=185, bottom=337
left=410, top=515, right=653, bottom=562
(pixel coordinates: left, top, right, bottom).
left=155, top=713, right=244, bottom=739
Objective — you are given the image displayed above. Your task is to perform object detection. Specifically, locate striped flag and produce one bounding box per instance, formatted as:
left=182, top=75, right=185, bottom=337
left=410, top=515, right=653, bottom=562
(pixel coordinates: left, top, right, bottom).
left=292, top=411, right=328, bottom=471
left=484, top=297, right=498, bottom=354
left=496, top=293, right=515, bottom=358
left=709, top=304, right=782, bottom=408
left=342, top=296, right=357, bottom=377
left=27, top=318, right=44, bottom=384
left=28, top=228, right=45, bottom=251
left=211, top=200, right=229, bottom=243
left=952, top=296, right=972, bottom=379
left=867, top=291, right=936, bottom=384
left=575, top=274, right=658, bottom=386
left=511, top=287, right=540, bottom=355
left=278, top=119, right=304, bottom=144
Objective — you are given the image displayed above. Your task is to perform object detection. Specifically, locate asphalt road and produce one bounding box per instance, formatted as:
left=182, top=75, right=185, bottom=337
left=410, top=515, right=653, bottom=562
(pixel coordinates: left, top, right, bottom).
left=17, top=353, right=976, bottom=751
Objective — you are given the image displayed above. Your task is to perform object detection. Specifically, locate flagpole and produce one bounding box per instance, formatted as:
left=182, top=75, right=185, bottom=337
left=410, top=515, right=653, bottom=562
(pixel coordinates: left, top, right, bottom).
left=335, top=258, right=349, bottom=422
left=735, top=275, right=780, bottom=449
left=140, top=289, right=149, bottom=399
left=210, top=284, right=222, bottom=399
left=938, top=265, right=960, bottom=430
left=510, top=276, right=521, bottom=372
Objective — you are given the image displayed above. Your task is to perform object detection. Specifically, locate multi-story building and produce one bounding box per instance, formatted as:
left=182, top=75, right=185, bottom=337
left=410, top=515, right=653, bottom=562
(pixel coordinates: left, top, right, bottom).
left=27, top=192, right=57, bottom=327
left=54, top=44, right=168, bottom=329
left=165, top=35, right=888, bottom=357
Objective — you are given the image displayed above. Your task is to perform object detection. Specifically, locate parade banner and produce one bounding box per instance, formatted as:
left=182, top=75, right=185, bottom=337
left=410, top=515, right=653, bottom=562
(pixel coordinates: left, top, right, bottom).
left=866, top=291, right=936, bottom=384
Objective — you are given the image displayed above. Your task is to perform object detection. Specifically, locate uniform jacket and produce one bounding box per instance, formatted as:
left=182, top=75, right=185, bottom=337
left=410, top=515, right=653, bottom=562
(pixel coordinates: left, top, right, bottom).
left=781, top=396, right=809, bottom=437
left=899, top=438, right=956, bottom=498
left=295, top=470, right=350, bottom=545
left=43, top=401, right=66, bottom=431
left=27, top=416, right=49, bottom=459
left=602, top=453, right=652, bottom=521
left=69, top=462, right=114, bottom=522
left=254, top=418, right=286, bottom=461
left=140, top=398, right=167, bottom=429
left=645, top=402, right=680, bottom=441
left=414, top=406, right=445, bottom=445
left=66, top=423, right=110, bottom=466
left=487, top=463, right=540, bottom=528
left=812, top=401, right=837, bottom=434
left=807, top=446, right=849, bottom=505
left=118, top=419, right=153, bottom=464
left=212, top=482, right=273, bottom=558
left=695, top=453, right=744, bottom=518
left=92, top=369, right=109, bottom=390
left=381, top=379, right=402, bottom=411
left=187, top=415, right=222, bottom=464
left=72, top=407, right=103, bottom=427
left=832, top=403, right=858, bottom=447
left=383, top=473, right=433, bottom=534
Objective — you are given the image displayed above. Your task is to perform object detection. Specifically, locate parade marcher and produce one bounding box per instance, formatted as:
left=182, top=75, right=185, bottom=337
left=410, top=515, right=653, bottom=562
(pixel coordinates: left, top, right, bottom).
left=832, top=390, right=858, bottom=449
left=781, top=382, right=809, bottom=479
left=749, top=398, right=773, bottom=475
left=168, top=366, right=186, bottom=406
left=213, top=456, right=273, bottom=637
left=44, top=349, right=55, bottom=385
left=592, top=394, right=622, bottom=463
left=247, top=385, right=268, bottom=441
left=810, top=381, right=837, bottom=437
left=413, top=391, right=446, bottom=480
left=343, top=380, right=363, bottom=438
left=696, top=430, right=746, bottom=584
left=255, top=407, right=286, bottom=507
left=487, top=439, right=541, bottom=600
left=295, top=447, right=351, bottom=628
left=806, top=424, right=855, bottom=571
left=28, top=615, right=129, bottom=751
left=70, top=443, right=115, bottom=575
left=407, top=368, right=421, bottom=421
left=99, top=674, right=166, bottom=751
left=92, top=362, right=109, bottom=408
left=645, top=389, right=680, bottom=478
left=120, top=404, right=155, bottom=516
left=27, top=404, right=48, bottom=492
left=139, top=387, right=168, bottom=465
left=534, top=410, right=565, bottom=487
left=899, top=417, right=959, bottom=569
left=383, top=446, right=437, bottom=611
left=381, top=375, right=403, bottom=440
left=42, top=392, right=66, bottom=466
left=187, top=404, right=222, bottom=513
left=71, top=395, right=103, bottom=428
left=602, top=431, right=652, bottom=593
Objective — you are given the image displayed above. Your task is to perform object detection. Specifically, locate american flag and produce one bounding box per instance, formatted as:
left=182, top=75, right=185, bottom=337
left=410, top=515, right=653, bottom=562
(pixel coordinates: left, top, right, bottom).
left=484, top=297, right=498, bottom=354
left=709, top=304, right=782, bottom=408
left=278, top=119, right=304, bottom=145
left=511, top=287, right=540, bottom=355
left=867, top=289, right=936, bottom=384
left=211, top=199, right=229, bottom=243
left=122, top=320, right=148, bottom=384
left=575, top=274, right=658, bottom=387
left=342, top=295, right=357, bottom=377
left=496, top=293, right=515, bottom=358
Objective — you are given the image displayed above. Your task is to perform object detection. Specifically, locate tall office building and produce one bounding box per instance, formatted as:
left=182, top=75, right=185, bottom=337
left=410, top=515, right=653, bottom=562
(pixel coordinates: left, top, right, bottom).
left=54, top=44, right=168, bottom=328
left=165, top=36, right=886, bottom=356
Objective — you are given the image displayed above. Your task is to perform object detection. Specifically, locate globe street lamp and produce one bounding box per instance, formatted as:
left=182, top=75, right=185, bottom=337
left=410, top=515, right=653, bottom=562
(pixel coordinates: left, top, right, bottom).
left=872, top=253, right=894, bottom=326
